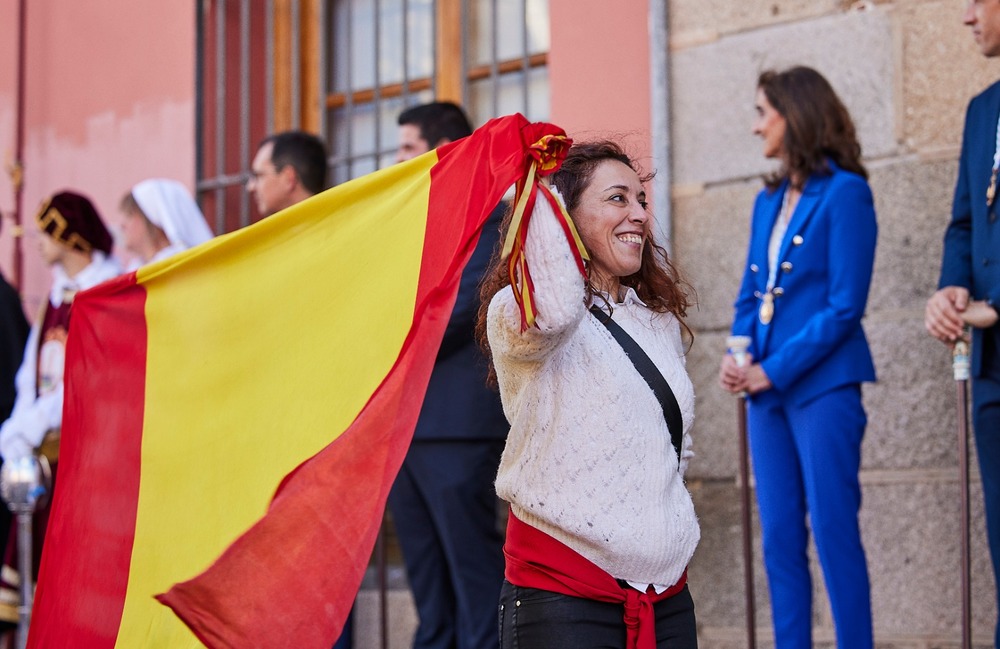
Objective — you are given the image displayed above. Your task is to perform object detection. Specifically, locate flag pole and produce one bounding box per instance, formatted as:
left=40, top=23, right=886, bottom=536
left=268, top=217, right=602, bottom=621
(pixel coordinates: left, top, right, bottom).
left=727, top=335, right=756, bottom=649
left=953, top=333, right=972, bottom=649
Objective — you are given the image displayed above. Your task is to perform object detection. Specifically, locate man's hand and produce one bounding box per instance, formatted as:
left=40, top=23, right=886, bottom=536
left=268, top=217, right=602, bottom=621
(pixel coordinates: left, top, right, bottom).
left=926, top=286, right=970, bottom=343
left=963, top=300, right=999, bottom=329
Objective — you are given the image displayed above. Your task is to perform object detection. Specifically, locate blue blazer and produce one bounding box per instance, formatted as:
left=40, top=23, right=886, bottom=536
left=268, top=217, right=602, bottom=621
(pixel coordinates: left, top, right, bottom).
left=939, top=79, right=1000, bottom=378
left=731, top=161, right=878, bottom=406
left=412, top=203, right=509, bottom=441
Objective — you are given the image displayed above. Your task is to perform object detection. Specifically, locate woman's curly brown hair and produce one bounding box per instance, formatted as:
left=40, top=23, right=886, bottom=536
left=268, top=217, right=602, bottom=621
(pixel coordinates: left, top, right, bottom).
left=474, top=140, right=695, bottom=386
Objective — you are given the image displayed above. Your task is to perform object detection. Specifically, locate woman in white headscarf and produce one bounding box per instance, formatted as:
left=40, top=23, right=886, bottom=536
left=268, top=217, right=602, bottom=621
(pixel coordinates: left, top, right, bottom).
left=118, top=178, right=214, bottom=268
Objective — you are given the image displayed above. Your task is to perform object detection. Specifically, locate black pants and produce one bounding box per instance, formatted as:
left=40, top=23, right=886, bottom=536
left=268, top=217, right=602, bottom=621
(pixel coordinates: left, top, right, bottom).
left=498, top=580, right=698, bottom=649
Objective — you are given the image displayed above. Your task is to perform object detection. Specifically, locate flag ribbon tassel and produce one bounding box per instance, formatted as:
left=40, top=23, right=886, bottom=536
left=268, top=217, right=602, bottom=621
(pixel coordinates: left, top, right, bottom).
left=501, top=132, right=589, bottom=331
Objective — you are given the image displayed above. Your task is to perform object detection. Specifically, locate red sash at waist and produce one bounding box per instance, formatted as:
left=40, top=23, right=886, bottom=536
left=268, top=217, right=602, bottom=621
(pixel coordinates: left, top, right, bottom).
left=504, top=511, right=687, bottom=649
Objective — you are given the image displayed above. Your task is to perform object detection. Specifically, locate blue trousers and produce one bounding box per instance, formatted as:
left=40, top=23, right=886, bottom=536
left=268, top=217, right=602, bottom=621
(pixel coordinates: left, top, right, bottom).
left=747, top=384, right=873, bottom=649
left=387, top=440, right=506, bottom=649
left=498, top=581, right=698, bottom=649
left=973, top=336, right=1000, bottom=648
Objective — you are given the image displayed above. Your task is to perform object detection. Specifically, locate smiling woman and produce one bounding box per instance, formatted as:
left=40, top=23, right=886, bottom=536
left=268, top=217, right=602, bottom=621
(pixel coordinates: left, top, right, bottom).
left=475, top=140, right=700, bottom=649
left=571, top=159, right=649, bottom=294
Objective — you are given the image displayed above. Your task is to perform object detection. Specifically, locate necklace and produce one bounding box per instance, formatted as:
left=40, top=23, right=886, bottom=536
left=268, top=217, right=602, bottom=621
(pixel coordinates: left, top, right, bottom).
left=760, top=187, right=797, bottom=325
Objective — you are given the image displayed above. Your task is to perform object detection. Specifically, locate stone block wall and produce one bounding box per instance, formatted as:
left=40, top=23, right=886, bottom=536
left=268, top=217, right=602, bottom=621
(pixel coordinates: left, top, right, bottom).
left=669, top=1, right=1000, bottom=646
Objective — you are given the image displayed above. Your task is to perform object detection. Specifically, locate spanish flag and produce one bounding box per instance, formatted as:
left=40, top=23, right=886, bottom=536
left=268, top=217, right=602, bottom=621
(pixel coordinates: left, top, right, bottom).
left=27, top=115, right=568, bottom=648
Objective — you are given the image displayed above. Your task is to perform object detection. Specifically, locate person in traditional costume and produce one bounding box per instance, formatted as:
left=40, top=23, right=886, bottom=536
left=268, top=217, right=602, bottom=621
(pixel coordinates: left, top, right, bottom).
left=118, top=178, right=213, bottom=269
left=478, top=141, right=699, bottom=649
left=0, top=191, right=122, bottom=618
left=718, top=66, right=878, bottom=649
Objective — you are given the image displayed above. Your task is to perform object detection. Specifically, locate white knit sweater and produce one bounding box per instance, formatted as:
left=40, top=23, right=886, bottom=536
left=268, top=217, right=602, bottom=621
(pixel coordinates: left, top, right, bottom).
left=487, top=191, right=700, bottom=588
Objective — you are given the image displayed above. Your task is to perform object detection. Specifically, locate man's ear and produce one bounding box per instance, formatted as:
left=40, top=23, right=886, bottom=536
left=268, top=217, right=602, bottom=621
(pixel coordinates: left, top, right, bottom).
left=278, top=164, right=300, bottom=190
left=432, top=137, right=453, bottom=149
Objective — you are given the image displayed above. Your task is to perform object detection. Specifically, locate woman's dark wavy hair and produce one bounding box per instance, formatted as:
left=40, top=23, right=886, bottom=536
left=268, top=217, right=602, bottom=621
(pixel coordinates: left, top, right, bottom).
left=474, top=140, right=695, bottom=385
left=758, top=66, right=867, bottom=190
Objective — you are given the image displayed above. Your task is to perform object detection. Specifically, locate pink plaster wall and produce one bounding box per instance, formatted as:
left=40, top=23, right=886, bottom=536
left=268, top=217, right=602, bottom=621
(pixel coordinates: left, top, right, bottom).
left=0, top=0, right=196, bottom=317
left=548, top=0, right=652, bottom=163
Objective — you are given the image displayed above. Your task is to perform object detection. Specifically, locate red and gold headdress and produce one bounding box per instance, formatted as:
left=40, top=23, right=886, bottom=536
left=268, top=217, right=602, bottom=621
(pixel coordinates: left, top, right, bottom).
left=36, top=191, right=114, bottom=255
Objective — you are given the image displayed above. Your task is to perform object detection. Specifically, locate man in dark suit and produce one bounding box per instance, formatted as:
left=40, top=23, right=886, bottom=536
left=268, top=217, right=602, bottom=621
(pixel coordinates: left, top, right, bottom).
left=926, top=2, right=1000, bottom=645
left=246, top=130, right=328, bottom=218
left=388, top=102, right=508, bottom=649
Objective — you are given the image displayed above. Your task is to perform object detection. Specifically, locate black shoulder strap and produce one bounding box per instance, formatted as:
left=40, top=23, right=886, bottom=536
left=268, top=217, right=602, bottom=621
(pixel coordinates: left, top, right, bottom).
left=589, top=306, right=684, bottom=466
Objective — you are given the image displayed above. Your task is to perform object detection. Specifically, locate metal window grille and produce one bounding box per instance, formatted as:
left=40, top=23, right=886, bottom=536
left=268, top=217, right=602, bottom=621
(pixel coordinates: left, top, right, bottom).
left=324, top=0, right=549, bottom=185
left=195, top=0, right=277, bottom=234
left=196, top=0, right=549, bottom=233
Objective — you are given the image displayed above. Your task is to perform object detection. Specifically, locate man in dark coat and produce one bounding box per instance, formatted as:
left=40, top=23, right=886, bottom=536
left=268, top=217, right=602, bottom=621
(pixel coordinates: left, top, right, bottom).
left=388, top=102, right=508, bottom=649
left=926, top=2, right=1000, bottom=645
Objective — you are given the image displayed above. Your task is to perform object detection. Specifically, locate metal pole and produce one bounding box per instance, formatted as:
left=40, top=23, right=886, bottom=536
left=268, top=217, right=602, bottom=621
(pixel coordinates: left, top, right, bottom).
left=11, top=0, right=28, bottom=291
left=736, top=394, right=757, bottom=649
left=953, top=335, right=972, bottom=649
left=14, top=513, right=32, bottom=649
left=727, top=335, right=756, bottom=649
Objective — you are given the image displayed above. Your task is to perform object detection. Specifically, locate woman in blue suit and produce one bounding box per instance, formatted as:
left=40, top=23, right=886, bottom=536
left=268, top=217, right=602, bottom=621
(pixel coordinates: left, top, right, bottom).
left=719, top=66, right=878, bottom=649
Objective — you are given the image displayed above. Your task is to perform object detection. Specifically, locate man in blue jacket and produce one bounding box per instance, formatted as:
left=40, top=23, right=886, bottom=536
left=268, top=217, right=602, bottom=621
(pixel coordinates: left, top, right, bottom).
left=926, top=2, right=1000, bottom=645
left=388, top=102, right=508, bottom=649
